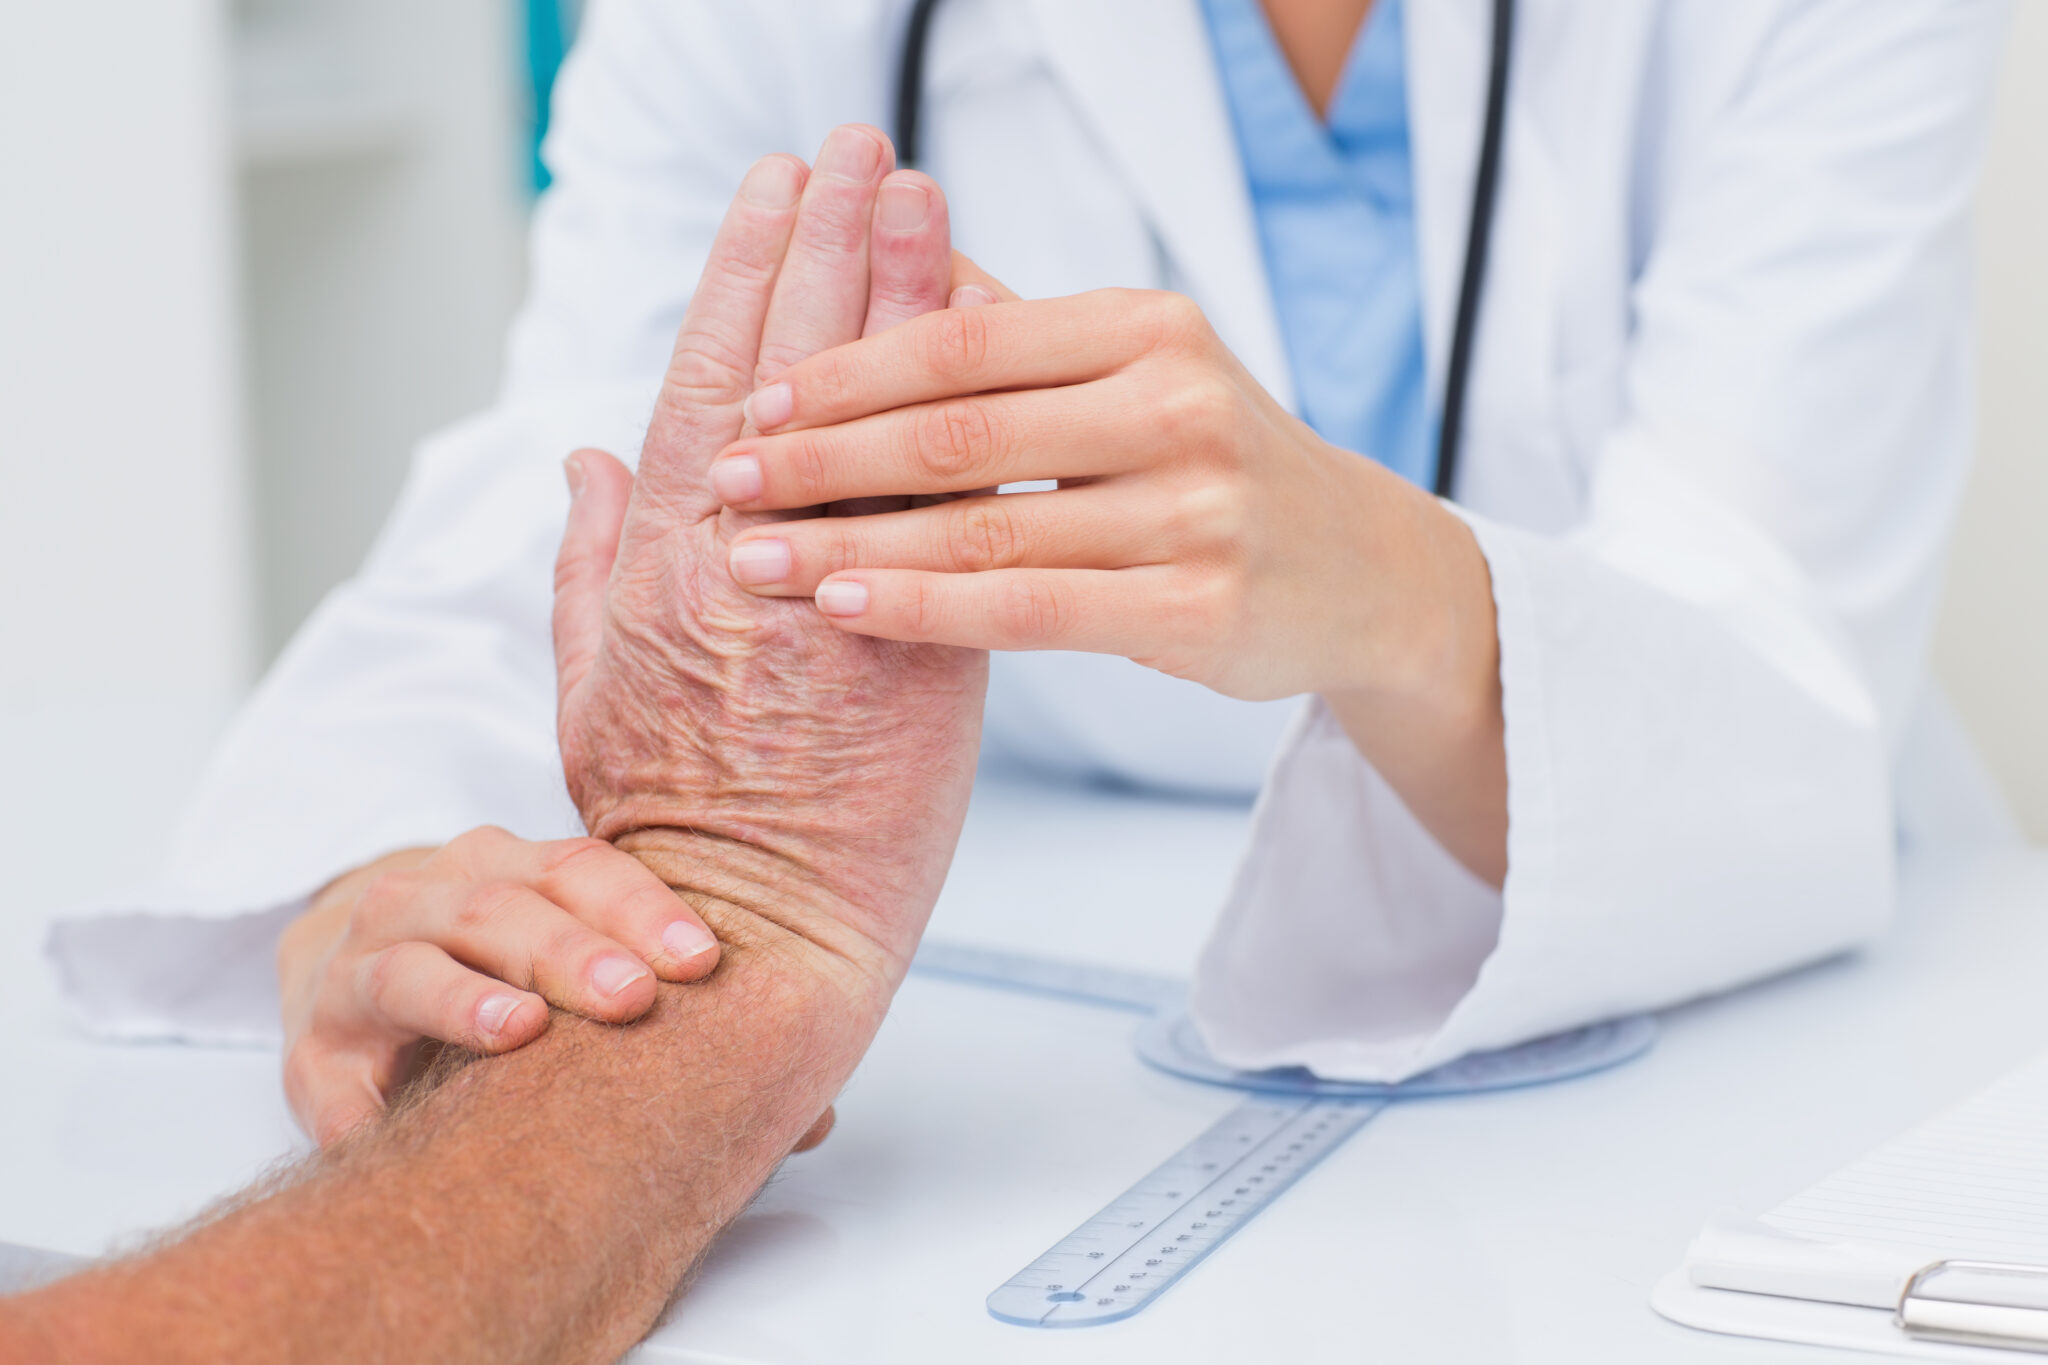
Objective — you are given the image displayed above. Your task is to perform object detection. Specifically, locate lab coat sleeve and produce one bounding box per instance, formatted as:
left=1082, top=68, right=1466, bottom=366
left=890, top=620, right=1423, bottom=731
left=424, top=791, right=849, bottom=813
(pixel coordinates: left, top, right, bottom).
left=1190, top=0, right=2005, bottom=1080
left=45, top=388, right=659, bottom=1043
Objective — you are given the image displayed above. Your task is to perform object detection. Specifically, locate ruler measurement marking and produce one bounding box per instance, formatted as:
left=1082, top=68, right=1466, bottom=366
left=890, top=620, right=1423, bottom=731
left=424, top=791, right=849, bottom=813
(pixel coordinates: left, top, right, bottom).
left=989, top=1096, right=1387, bottom=1326
left=916, top=942, right=1657, bottom=1328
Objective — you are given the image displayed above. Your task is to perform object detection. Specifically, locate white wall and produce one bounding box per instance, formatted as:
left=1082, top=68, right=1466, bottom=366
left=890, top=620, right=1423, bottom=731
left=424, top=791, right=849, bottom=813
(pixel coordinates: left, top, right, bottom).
left=1935, top=2, right=2048, bottom=838
left=237, top=0, right=529, bottom=655
left=0, top=0, right=253, bottom=702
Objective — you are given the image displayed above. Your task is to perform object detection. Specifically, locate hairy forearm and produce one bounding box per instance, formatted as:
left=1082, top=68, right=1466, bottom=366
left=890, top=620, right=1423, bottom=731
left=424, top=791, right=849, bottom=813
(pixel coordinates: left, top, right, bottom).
left=1, top=834, right=881, bottom=1365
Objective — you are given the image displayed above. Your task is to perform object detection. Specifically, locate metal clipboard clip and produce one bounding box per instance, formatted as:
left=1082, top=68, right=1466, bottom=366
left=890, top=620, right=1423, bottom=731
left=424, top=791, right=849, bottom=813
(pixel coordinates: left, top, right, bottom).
left=1898, top=1261, right=2048, bottom=1354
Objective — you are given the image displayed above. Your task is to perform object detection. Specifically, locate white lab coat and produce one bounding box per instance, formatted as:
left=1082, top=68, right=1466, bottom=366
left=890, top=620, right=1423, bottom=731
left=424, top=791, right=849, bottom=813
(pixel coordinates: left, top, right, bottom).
left=48, top=0, right=2014, bottom=1080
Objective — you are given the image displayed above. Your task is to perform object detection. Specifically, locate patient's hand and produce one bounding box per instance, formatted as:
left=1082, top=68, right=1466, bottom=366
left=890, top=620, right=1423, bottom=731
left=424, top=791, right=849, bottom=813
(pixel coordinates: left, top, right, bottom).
left=553, top=126, right=986, bottom=1009
left=273, top=127, right=977, bottom=1144
left=278, top=831, right=721, bottom=1144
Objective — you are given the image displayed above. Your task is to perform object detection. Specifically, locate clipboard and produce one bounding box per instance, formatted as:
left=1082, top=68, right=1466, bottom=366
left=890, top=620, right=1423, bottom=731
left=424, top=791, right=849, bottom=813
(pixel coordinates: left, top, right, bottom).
left=1656, top=1051, right=2048, bottom=1360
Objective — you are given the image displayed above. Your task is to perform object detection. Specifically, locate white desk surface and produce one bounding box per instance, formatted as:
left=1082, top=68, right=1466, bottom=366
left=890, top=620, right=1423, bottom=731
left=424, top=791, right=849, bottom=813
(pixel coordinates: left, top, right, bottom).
left=3, top=700, right=2046, bottom=1363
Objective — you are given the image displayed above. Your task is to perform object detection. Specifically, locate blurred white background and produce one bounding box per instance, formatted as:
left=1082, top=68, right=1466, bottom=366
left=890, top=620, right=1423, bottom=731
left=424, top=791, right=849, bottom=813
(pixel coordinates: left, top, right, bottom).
left=1, top=0, right=2044, bottom=835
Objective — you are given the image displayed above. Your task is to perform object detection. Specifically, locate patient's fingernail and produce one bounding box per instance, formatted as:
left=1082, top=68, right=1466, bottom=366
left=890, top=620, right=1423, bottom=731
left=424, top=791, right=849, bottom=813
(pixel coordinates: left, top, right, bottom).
left=562, top=455, right=586, bottom=498
left=817, top=126, right=882, bottom=183
left=710, top=455, right=763, bottom=504
left=662, top=921, right=718, bottom=961
left=477, top=993, right=523, bottom=1038
left=878, top=180, right=930, bottom=231
left=950, top=284, right=997, bottom=308
left=740, top=155, right=804, bottom=210
left=744, top=381, right=793, bottom=430
left=592, top=954, right=651, bottom=998
left=816, top=580, right=870, bottom=617
left=729, top=538, right=791, bottom=585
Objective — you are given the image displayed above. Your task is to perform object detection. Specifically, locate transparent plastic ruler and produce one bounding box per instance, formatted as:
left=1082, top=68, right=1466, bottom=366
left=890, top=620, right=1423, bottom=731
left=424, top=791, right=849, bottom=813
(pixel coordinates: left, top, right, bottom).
left=908, top=941, right=1654, bottom=1329
left=910, top=939, right=1185, bottom=1014
left=987, top=1094, right=1384, bottom=1327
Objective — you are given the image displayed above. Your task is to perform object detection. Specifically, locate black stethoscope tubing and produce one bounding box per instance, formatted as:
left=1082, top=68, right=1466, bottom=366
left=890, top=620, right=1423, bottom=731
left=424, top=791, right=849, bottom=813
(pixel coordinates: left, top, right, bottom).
left=893, top=0, right=1513, bottom=502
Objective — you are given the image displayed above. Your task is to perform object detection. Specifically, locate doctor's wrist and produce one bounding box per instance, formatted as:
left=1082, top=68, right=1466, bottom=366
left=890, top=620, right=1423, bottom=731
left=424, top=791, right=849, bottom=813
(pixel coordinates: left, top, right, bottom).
left=1317, top=489, right=1509, bottom=886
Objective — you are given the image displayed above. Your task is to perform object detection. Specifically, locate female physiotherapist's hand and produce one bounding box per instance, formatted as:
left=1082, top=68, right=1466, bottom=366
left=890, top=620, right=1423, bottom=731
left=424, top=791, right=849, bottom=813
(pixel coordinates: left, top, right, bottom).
left=710, top=278, right=1508, bottom=883
left=276, top=829, right=720, bottom=1145
left=712, top=282, right=1490, bottom=706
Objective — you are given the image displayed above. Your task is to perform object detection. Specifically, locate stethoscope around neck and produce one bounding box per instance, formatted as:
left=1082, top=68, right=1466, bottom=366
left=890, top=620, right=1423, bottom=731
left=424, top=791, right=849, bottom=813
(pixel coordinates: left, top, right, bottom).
left=892, top=0, right=1515, bottom=502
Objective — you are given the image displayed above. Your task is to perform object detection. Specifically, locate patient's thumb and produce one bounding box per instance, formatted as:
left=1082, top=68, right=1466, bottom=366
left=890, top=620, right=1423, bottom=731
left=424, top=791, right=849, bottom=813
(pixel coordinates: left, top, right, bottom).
left=553, top=448, right=633, bottom=701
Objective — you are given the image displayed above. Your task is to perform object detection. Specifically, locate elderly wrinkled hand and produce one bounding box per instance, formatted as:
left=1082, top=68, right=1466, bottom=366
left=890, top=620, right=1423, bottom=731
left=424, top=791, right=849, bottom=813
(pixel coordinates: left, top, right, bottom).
left=553, top=125, right=989, bottom=1005
left=276, top=124, right=987, bottom=1146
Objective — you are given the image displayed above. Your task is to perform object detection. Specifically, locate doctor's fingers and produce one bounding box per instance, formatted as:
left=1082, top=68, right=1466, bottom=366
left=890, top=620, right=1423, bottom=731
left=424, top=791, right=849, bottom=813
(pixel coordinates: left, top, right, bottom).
left=726, top=486, right=1167, bottom=595
left=862, top=171, right=954, bottom=338
left=739, top=289, right=1175, bottom=437
left=349, top=866, right=660, bottom=1024
left=808, top=564, right=1190, bottom=663
left=637, top=154, right=809, bottom=514
left=710, top=383, right=1148, bottom=511
left=751, top=124, right=896, bottom=386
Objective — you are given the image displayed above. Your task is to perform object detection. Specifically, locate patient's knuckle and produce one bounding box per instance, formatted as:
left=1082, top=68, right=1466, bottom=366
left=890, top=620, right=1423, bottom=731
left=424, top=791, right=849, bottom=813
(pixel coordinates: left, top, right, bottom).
left=662, top=328, right=756, bottom=409
left=282, top=1044, right=323, bottom=1101
left=539, top=923, right=597, bottom=974
left=949, top=500, right=1020, bottom=573
left=350, top=872, right=411, bottom=936
left=452, top=882, right=522, bottom=935
left=446, top=825, right=511, bottom=867
left=540, top=837, right=612, bottom=883
left=360, top=945, right=412, bottom=1011
left=996, top=578, right=1070, bottom=645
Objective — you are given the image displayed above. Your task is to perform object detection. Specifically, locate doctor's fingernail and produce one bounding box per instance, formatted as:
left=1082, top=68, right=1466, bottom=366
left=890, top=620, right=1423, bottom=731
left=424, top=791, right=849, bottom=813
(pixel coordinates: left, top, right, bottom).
left=950, top=284, right=998, bottom=309
left=710, top=455, right=763, bottom=504
left=878, top=180, right=930, bottom=231
left=740, top=155, right=804, bottom=210
left=562, top=455, right=587, bottom=498
left=815, top=580, right=870, bottom=617
left=662, top=921, right=718, bottom=962
left=817, top=126, right=883, bottom=183
left=744, top=381, right=793, bottom=430
left=592, top=954, right=651, bottom=999
left=729, top=538, right=791, bottom=585
left=476, top=993, right=524, bottom=1038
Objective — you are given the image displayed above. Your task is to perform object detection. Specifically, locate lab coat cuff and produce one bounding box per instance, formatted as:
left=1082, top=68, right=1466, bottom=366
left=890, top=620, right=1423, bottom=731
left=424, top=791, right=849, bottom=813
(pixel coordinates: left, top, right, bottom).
left=44, top=806, right=520, bottom=1047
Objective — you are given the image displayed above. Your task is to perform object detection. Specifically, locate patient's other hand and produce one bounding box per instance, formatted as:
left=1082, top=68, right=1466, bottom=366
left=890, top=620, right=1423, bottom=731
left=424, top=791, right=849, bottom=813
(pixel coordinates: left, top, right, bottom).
left=552, top=127, right=986, bottom=1006
left=278, top=830, right=721, bottom=1144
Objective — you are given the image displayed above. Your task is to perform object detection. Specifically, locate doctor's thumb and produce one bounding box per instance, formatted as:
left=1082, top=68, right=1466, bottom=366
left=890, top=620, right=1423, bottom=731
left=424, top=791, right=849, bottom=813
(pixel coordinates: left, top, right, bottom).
left=552, top=448, right=633, bottom=702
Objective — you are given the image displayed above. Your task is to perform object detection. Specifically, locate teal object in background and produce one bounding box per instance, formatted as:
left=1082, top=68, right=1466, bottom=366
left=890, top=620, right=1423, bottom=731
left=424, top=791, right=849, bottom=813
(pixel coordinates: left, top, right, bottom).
left=525, top=0, right=580, bottom=193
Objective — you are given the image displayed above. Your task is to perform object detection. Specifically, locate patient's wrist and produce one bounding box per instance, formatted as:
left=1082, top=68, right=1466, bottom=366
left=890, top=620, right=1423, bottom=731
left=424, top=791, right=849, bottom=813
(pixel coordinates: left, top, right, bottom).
left=614, top=827, right=903, bottom=1015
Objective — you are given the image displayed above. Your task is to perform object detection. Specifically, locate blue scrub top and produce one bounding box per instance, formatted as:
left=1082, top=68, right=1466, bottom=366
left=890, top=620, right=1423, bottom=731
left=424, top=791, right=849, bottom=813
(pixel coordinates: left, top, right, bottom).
left=1197, top=0, right=1434, bottom=488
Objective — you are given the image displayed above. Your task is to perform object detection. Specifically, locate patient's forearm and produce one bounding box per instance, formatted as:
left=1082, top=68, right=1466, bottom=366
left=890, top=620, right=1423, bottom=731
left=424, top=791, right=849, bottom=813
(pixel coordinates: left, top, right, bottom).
left=0, top=836, right=881, bottom=1364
